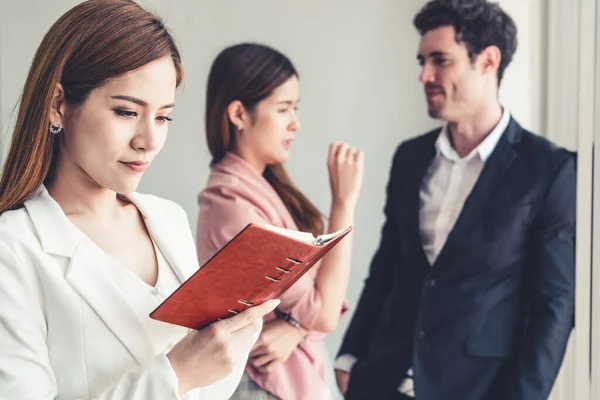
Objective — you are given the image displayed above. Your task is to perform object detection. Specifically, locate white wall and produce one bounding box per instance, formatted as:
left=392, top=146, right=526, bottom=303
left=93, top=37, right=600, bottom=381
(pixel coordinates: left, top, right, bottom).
left=497, top=0, right=545, bottom=135
left=1, top=0, right=566, bottom=393
left=1, top=1, right=84, bottom=161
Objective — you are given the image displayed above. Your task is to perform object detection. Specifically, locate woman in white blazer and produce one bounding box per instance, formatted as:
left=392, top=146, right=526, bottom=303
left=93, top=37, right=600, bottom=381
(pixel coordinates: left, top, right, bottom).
left=0, top=1, right=278, bottom=399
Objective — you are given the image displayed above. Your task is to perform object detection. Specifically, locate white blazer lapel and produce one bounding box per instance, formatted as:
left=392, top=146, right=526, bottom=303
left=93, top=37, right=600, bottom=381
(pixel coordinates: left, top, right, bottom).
left=24, top=186, right=154, bottom=365
left=24, top=186, right=80, bottom=258
left=65, top=243, right=154, bottom=364
left=126, top=192, right=199, bottom=284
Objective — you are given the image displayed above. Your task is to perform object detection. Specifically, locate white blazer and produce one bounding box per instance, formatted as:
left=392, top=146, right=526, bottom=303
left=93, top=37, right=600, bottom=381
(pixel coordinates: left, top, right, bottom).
left=0, top=186, right=251, bottom=400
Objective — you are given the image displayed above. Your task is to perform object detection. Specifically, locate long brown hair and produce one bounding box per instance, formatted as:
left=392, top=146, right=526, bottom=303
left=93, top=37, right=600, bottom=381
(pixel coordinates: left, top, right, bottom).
left=0, top=0, right=183, bottom=213
left=205, top=43, right=324, bottom=236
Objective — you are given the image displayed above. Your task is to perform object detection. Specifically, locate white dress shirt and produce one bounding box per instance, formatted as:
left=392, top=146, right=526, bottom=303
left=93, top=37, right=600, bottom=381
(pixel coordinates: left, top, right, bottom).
left=335, top=109, right=511, bottom=396
left=107, top=239, right=212, bottom=400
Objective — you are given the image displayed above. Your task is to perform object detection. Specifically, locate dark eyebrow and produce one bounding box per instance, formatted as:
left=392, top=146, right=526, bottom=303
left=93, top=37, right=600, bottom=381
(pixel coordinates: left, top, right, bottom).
left=417, top=51, right=451, bottom=60
left=111, top=95, right=174, bottom=109
left=277, top=100, right=299, bottom=105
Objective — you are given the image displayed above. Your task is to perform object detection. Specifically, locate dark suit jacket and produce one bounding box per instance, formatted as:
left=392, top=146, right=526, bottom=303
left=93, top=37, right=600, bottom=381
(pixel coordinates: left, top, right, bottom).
left=339, top=118, right=576, bottom=400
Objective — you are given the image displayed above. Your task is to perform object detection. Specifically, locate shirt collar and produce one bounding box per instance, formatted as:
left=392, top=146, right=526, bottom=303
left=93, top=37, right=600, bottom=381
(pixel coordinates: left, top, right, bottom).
left=435, top=107, right=511, bottom=162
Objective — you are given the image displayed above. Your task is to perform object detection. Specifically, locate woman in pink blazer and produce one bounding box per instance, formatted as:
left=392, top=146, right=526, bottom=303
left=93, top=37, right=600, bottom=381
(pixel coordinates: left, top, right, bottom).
left=196, top=43, right=364, bottom=399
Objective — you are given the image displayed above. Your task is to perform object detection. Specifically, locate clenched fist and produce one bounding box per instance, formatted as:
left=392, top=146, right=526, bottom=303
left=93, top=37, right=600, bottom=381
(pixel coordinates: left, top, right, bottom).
left=327, top=142, right=364, bottom=209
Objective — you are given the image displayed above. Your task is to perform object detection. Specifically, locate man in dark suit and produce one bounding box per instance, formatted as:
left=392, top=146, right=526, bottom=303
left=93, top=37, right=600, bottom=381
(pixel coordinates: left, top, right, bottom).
left=334, top=1, right=576, bottom=399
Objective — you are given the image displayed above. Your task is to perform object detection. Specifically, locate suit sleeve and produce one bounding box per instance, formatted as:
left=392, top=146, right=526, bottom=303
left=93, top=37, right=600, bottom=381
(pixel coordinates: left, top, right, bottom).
left=337, top=145, right=404, bottom=359
left=503, top=153, right=576, bottom=399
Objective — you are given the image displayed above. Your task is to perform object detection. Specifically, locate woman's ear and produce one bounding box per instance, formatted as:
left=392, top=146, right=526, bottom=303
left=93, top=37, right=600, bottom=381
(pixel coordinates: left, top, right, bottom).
left=49, top=83, right=67, bottom=125
left=227, top=100, right=247, bottom=131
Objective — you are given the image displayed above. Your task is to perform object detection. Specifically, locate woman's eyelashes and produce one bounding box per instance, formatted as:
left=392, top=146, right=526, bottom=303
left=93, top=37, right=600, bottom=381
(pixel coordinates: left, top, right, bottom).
left=113, top=109, right=172, bottom=123
left=156, top=116, right=173, bottom=123
left=113, top=109, right=137, bottom=118
left=277, top=106, right=299, bottom=113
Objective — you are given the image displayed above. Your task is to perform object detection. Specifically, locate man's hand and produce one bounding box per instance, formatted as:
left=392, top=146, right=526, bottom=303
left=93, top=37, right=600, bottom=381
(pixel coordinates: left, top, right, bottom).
left=335, top=369, right=351, bottom=395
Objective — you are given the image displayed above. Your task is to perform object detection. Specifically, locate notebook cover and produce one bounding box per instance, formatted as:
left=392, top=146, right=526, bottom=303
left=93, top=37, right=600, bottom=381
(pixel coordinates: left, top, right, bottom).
left=149, top=223, right=352, bottom=330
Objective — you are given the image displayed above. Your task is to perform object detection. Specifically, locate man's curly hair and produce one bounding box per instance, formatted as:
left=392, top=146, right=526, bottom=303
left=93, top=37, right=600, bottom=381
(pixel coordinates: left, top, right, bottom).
left=413, top=0, right=517, bottom=84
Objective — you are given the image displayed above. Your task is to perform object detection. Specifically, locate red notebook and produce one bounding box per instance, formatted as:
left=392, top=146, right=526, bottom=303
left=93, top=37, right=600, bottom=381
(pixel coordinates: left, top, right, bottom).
left=150, top=223, right=352, bottom=330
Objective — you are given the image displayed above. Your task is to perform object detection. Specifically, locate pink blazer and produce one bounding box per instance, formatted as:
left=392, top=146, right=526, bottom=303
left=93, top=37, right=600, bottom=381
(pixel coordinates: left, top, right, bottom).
left=197, top=152, right=347, bottom=400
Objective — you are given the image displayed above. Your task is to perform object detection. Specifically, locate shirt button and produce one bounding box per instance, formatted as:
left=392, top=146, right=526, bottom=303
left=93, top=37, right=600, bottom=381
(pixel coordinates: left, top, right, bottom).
left=152, top=287, right=161, bottom=296
left=414, top=330, right=425, bottom=341
left=425, top=279, right=436, bottom=288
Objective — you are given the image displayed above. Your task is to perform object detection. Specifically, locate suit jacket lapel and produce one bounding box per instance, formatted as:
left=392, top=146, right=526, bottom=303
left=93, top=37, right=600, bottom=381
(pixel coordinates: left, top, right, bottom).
left=402, top=131, right=439, bottom=273
left=128, top=193, right=197, bottom=284
left=65, top=244, right=155, bottom=364
left=25, top=186, right=154, bottom=365
left=213, top=152, right=296, bottom=229
left=432, top=119, right=521, bottom=270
